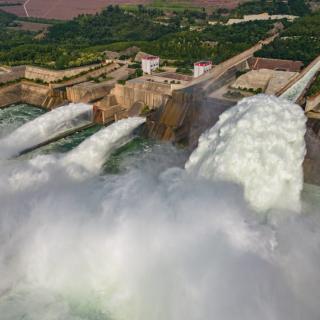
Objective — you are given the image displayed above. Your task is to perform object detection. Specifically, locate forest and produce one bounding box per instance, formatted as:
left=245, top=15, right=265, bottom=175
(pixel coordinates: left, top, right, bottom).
left=0, top=1, right=317, bottom=70
left=229, top=0, right=310, bottom=17
left=0, top=6, right=274, bottom=69
left=256, top=11, right=320, bottom=65
left=307, top=73, right=320, bottom=97
left=0, top=6, right=176, bottom=69
left=140, top=20, right=274, bottom=65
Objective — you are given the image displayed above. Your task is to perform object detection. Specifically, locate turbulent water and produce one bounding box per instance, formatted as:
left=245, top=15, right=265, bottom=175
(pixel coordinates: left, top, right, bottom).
left=0, top=104, right=46, bottom=138
left=0, top=96, right=320, bottom=320
left=186, top=95, right=306, bottom=212
left=0, top=103, right=92, bottom=159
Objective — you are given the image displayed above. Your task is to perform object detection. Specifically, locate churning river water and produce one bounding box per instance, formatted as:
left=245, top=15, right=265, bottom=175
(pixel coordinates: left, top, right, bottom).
left=0, top=97, right=320, bottom=320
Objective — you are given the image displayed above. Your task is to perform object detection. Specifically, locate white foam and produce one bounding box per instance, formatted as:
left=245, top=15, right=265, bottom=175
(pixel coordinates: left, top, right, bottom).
left=0, top=103, right=92, bottom=158
left=62, top=117, right=145, bottom=175
left=186, top=95, right=306, bottom=212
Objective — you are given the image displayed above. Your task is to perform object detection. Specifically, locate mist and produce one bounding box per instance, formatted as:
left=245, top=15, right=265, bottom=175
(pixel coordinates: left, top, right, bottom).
left=0, top=96, right=319, bottom=320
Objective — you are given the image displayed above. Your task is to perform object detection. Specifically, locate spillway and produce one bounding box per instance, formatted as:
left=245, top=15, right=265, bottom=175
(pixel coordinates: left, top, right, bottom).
left=0, top=96, right=319, bottom=320
left=63, top=117, right=146, bottom=175
left=186, top=94, right=306, bottom=212
left=0, top=103, right=92, bottom=159
left=281, top=59, right=320, bottom=102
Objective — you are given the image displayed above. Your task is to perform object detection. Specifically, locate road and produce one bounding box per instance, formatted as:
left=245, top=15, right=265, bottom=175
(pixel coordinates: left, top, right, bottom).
left=23, top=0, right=30, bottom=17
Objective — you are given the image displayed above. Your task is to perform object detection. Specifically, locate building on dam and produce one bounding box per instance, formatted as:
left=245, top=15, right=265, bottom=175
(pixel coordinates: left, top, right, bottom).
left=194, top=61, right=213, bottom=78
left=142, top=55, right=160, bottom=74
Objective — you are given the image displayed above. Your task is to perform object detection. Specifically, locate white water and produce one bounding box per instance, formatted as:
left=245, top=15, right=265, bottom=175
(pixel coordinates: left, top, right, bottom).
left=0, top=104, right=45, bottom=138
left=186, top=95, right=306, bottom=212
left=0, top=96, right=320, bottom=320
left=63, top=117, right=145, bottom=176
left=0, top=103, right=92, bottom=158
left=281, top=59, right=320, bottom=102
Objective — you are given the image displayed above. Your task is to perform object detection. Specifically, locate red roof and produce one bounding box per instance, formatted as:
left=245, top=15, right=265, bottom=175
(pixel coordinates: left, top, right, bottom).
left=142, top=55, right=159, bottom=60
left=248, top=57, right=303, bottom=72
left=194, top=61, right=212, bottom=67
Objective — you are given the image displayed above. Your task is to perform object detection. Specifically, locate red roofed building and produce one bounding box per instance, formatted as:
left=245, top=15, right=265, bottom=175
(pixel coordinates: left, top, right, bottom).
left=248, top=57, right=303, bottom=72
left=142, top=55, right=160, bottom=74
left=194, top=61, right=212, bottom=78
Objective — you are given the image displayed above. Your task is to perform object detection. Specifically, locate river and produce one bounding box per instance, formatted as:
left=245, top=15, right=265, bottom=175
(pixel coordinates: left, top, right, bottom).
left=0, top=97, right=319, bottom=320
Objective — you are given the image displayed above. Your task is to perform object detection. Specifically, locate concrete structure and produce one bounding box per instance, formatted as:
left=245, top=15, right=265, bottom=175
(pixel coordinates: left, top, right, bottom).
left=227, top=13, right=298, bottom=25
left=194, top=61, right=212, bottom=78
left=0, top=63, right=130, bottom=109
left=306, top=92, right=320, bottom=117
left=0, top=64, right=103, bottom=84
left=131, top=72, right=192, bottom=91
left=0, top=81, right=67, bottom=109
left=142, top=55, right=160, bottom=74
left=232, top=69, right=298, bottom=94
left=92, top=80, right=172, bottom=125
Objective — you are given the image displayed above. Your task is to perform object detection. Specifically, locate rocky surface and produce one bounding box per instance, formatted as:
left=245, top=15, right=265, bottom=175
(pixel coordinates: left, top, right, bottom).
left=0, top=81, right=66, bottom=109
left=145, top=90, right=234, bottom=146
left=304, top=119, right=320, bottom=185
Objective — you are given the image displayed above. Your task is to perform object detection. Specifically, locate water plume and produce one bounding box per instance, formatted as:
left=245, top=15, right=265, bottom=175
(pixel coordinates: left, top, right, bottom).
left=186, top=95, right=306, bottom=212
left=0, top=103, right=92, bottom=159
left=63, top=117, right=145, bottom=176
left=0, top=96, right=319, bottom=320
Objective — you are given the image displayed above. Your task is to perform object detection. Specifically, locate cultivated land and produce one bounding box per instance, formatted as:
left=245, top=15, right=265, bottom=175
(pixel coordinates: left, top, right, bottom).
left=0, top=0, right=245, bottom=19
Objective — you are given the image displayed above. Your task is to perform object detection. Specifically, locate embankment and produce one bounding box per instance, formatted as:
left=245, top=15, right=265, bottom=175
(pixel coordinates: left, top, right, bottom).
left=145, top=90, right=234, bottom=146
left=0, top=81, right=67, bottom=109
left=0, top=64, right=102, bottom=84
left=304, top=119, right=320, bottom=185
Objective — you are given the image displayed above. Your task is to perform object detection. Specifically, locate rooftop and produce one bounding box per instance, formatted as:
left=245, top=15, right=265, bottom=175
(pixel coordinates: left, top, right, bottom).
left=194, top=61, right=212, bottom=66
left=142, top=55, right=159, bottom=61
left=249, top=57, right=303, bottom=72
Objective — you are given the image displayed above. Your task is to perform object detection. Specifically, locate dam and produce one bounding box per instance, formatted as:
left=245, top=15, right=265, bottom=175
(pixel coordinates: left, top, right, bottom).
left=1, top=34, right=320, bottom=182
left=0, top=92, right=320, bottom=320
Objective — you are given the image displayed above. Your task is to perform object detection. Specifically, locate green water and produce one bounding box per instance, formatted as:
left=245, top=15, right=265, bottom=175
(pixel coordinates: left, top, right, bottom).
left=103, top=137, right=153, bottom=174
left=2, top=104, right=151, bottom=168
left=0, top=104, right=46, bottom=138
left=25, top=125, right=103, bottom=158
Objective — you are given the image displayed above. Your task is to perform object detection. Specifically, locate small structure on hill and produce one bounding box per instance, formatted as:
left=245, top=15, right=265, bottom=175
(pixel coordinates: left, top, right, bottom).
left=194, top=61, right=212, bottom=78
left=227, top=13, right=298, bottom=25
left=142, top=55, right=160, bottom=74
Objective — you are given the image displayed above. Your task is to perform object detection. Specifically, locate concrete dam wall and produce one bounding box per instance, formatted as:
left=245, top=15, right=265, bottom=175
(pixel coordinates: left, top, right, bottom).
left=0, top=64, right=101, bottom=84
left=145, top=90, right=234, bottom=146
left=0, top=81, right=67, bottom=109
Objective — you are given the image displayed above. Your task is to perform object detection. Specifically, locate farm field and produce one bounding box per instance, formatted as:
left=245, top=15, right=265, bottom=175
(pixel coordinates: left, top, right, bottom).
left=0, top=0, right=245, bottom=19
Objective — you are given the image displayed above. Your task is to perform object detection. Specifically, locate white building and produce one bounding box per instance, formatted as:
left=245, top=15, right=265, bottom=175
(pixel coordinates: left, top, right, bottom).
left=227, top=13, right=298, bottom=25
left=141, top=55, right=160, bottom=74
left=194, top=61, right=212, bottom=78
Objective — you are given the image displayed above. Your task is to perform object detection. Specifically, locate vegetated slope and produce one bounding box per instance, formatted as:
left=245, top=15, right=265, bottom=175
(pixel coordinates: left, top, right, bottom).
left=45, top=6, right=176, bottom=45
left=255, top=11, right=320, bottom=65
left=229, top=0, right=310, bottom=16
left=0, top=8, right=17, bottom=26
left=140, top=20, right=274, bottom=64
left=0, top=6, right=176, bottom=69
